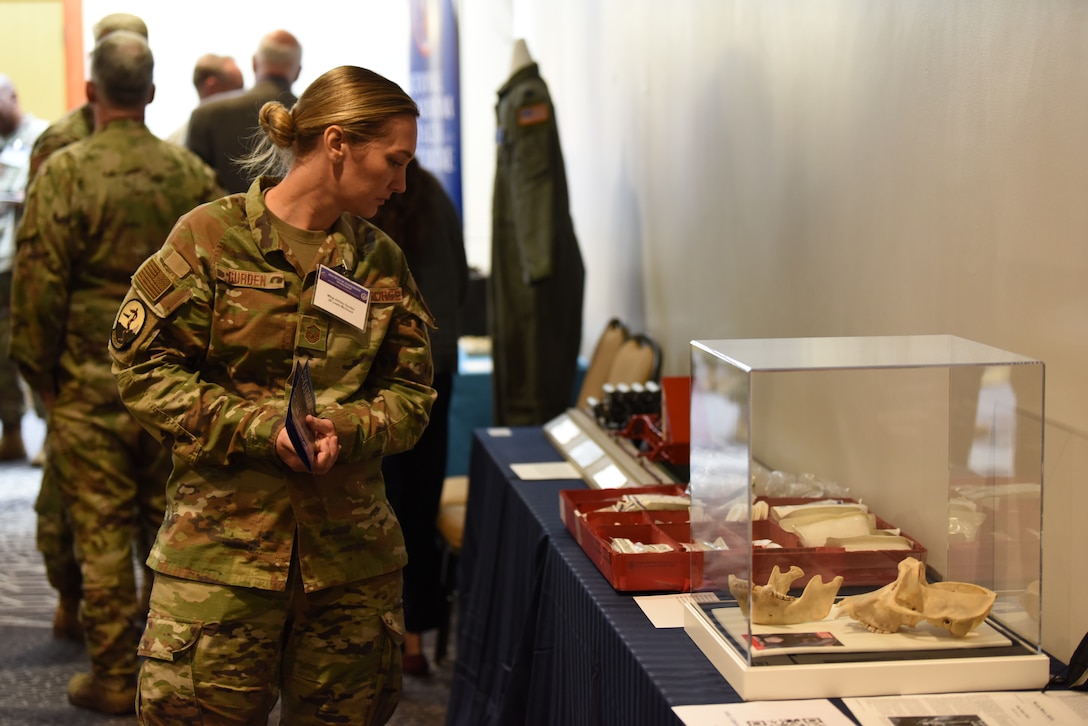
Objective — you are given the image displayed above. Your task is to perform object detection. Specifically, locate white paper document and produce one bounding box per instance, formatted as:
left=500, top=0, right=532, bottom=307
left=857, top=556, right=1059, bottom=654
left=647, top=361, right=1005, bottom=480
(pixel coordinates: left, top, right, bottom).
left=1044, top=691, right=1088, bottom=719
left=635, top=592, right=720, bottom=629
left=844, top=691, right=1087, bottom=725
left=674, top=698, right=855, bottom=726
left=509, top=461, right=581, bottom=480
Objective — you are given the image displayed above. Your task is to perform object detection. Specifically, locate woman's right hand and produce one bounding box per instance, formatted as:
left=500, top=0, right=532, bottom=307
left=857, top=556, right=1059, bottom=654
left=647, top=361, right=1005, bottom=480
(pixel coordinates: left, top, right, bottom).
left=276, top=416, right=341, bottom=475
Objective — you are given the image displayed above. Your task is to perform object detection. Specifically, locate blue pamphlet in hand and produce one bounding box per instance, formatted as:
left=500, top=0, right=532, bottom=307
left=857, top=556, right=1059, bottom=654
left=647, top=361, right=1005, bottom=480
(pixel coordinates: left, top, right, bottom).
left=286, top=359, right=317, bottom=472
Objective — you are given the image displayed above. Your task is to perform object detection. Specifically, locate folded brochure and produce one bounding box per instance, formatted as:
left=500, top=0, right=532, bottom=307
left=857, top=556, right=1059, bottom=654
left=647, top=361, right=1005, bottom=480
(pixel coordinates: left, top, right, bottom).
left=286, top=359, right=317, bottom=472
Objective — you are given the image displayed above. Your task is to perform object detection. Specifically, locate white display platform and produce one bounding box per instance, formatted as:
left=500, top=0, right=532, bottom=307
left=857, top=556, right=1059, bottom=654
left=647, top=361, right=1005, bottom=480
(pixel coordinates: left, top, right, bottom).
left=684, top=601, right=1051, bottom=702
left=543, top=408, right=676, bottom=488
left=710, top=606, right=1013, bottom=657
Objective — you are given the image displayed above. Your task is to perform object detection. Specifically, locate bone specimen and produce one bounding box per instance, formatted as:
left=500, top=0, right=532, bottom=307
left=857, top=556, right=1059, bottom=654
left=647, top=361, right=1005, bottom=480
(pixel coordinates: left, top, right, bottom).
left=835, top=557, right=995, bottom=637
left=729, top=565, right=844, bottom=625
left=779, top=511, right=875, bottom=548
left=770, top=501, right=869, bottom=521
left=922, top=581, right=997, bottom=637
left=823, top=534, right=914, bottom=551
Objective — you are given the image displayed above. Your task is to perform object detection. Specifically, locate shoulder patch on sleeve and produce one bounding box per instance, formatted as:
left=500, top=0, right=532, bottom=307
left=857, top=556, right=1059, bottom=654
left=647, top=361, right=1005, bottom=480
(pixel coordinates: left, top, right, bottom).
left=517, top=102, right=550, bottom=126
left=133, top=256, right=174, bottom=302
left=130, top=253, right=192, bottom=319
left=111, top=299, right=147, bottom=350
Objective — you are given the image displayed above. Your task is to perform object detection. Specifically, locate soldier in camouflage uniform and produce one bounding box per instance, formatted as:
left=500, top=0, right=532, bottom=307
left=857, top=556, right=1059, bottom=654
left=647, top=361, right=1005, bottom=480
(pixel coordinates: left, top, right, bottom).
left=110, top=65, right=434, bottom=725
left=10, top=30, right=222, bottom=715
left=27, top=12, right=148, bottom=180
left=1, top=73, right=48, bottom=463
left=22, top=11, right=151, bottom=644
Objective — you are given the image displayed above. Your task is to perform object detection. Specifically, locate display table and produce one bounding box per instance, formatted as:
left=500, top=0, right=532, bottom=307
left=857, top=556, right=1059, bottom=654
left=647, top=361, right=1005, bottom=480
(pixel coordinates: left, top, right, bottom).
left=446, top=426, right=745, bottom=726
left=445, top=426, right=1069, bottom=725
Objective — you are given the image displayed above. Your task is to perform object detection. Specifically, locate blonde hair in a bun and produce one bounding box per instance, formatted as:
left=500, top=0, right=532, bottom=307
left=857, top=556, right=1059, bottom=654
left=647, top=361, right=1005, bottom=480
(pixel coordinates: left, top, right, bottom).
left=260, top=102, right=297, bottom=148
left=238, top=65, right=419, bottom=180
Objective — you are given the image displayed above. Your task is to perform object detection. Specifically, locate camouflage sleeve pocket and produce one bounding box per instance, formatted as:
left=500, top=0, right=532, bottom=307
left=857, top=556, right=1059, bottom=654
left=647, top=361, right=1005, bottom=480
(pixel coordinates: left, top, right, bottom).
left=137, top=615, right=203, bottom=662
left=381, top=609, right=405, bottom=649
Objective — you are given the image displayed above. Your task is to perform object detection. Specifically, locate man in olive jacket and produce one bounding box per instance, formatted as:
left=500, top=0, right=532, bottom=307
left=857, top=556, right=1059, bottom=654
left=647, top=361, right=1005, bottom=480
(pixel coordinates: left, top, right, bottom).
left=185, top=29, right=301, bottom=193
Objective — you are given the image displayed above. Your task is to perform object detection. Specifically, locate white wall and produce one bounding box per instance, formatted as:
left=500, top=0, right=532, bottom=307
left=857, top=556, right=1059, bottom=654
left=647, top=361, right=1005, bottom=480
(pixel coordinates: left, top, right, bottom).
left=81, top=0, right=500, bottom=282
left=79, top=0, right=1088, bottom=664
left=82, top=2, right=411, bottom=136
left=501, top=0, right=1088, bottom=665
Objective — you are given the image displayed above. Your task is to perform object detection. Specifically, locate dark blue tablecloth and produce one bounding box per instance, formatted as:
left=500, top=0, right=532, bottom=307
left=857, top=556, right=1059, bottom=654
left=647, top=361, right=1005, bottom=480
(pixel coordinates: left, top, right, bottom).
left=446, top=427, right=740, bottom=726
left=444, top=427, right=1070, bottom=725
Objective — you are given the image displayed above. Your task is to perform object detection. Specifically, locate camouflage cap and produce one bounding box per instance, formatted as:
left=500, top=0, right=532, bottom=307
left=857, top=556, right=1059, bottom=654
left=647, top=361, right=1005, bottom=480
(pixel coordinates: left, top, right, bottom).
left=93, top=13, right=148, bottom=42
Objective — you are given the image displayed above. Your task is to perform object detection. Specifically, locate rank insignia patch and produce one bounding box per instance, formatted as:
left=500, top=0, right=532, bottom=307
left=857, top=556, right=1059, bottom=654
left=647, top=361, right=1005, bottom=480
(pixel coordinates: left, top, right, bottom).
left=112, top=299, right=146, bottom=350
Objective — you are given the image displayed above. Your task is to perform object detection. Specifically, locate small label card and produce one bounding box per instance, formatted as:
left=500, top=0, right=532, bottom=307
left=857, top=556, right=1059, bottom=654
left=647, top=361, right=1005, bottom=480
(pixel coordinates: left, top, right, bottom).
left=313, top=264, right=370, bottom=331
left=510, top=461, right=581, bottom=480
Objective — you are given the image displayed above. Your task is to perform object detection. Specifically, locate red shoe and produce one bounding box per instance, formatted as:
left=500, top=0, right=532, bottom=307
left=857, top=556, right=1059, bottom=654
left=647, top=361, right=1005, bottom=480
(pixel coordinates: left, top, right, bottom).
left=402, top=652, right=431, bottom=677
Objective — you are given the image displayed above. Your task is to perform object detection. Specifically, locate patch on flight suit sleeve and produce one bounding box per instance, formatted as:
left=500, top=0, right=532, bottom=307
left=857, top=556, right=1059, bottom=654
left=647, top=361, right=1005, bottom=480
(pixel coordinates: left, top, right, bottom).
left=517, top=102, right=550, bottom=126
left=111, top=299, right=146, bottom=350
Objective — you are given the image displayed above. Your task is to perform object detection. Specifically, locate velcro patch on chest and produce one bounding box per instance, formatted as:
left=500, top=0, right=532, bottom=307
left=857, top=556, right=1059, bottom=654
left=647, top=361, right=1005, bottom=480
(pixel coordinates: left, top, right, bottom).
left=369, top=287, right=404, bottom=304
left=216, top=266, right=286, bottom=289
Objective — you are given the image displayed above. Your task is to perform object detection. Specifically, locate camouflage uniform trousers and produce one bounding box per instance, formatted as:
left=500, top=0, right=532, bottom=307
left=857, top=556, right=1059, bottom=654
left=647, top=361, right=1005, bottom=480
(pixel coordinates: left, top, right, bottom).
left=0, top=270, right=26, bottom=428
left=1, top=272, right=82, bottom=600
left=34, top=453, right=83, bottom=600
left=138, top=567, right=405, bottom=725
left=48, top=398, right=168, bottom=679
left=37, top=441, right=157, bottom=607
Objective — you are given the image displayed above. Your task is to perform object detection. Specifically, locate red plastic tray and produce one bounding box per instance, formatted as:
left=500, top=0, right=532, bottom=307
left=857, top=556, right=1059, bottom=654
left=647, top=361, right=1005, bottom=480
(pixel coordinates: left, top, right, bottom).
left=560, top=488, right=927, bottom=593
left=725, top=497, right=928, bottom=589
left=560, top=485, right=700, bottom=592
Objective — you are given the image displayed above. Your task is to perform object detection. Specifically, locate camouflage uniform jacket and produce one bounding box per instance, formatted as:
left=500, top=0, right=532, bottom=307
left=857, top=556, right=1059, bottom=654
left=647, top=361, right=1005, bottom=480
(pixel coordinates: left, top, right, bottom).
left=10, top=118, right=221, bottom=406
left=110, top=177, right=437, bottom=593
left=27, top=103, right=94, bottom=182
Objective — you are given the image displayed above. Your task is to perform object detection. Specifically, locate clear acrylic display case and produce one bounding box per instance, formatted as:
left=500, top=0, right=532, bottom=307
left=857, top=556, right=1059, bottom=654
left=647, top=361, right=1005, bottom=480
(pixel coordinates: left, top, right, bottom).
left=683, top=335, right=1050, bottom=700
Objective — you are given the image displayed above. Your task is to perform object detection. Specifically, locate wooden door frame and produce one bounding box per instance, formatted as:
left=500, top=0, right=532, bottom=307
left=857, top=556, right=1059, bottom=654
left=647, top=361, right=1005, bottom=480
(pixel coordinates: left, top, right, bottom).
left=63, top=0, right=83, bottom=109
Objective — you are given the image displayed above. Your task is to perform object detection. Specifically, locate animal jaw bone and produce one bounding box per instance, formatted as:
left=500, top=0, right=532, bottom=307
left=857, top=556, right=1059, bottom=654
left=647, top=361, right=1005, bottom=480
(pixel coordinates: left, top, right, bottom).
left=923, top=582, right=997, bottom=637
left=729, top=565, right=844, bottom=625
left=834, top=558, right=926, bottom=634
left=835, top=557, right=995, bottom=638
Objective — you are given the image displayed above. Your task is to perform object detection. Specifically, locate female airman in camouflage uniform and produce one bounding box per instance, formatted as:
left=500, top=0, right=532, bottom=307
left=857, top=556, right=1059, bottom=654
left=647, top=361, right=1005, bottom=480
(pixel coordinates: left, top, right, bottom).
left=110, top=66, right=435, bottom=725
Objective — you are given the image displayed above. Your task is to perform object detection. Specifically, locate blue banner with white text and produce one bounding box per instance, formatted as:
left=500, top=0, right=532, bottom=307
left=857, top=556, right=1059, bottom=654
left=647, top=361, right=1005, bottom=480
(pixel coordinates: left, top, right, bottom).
left=409, top=0, right=463, bottom=215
